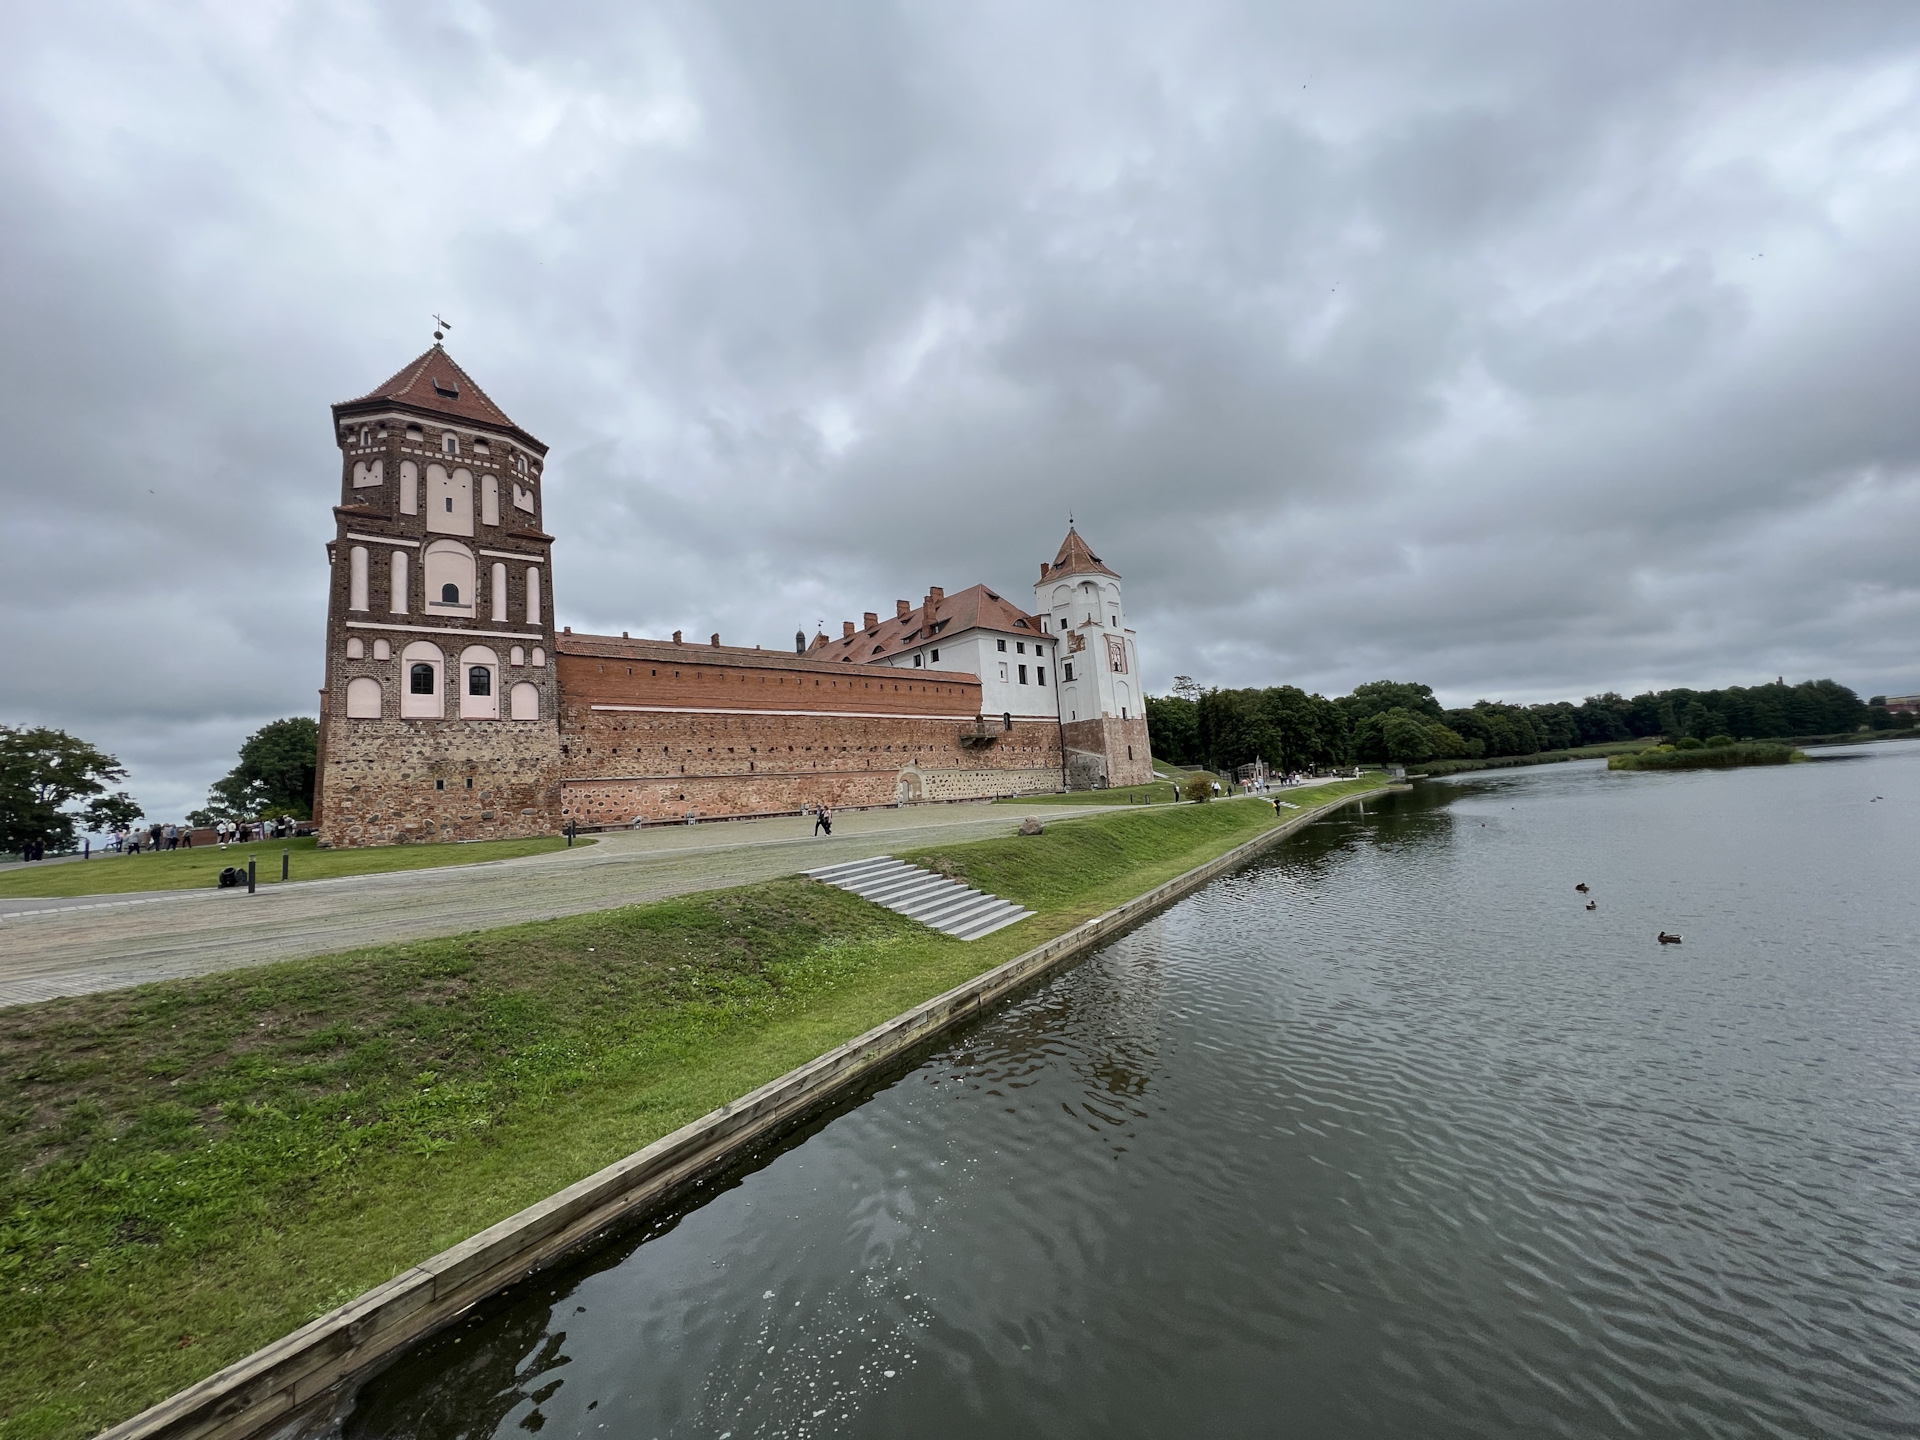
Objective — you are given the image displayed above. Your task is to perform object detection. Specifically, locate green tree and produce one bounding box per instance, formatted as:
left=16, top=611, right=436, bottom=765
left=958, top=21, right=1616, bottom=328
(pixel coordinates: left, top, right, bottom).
left=1144, top=693, right=1202, bottom=766
left=0, top=726, right=135, bottom=851
left=206, top=717, right=320, bottom=820
left=1339, top=680, right=1444, bottom=723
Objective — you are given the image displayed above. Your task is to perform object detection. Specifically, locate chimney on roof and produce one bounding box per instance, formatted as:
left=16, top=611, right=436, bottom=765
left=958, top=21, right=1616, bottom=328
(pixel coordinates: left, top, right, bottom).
left=622, top=631, right=629, bottom=639
left=927, top=587, right=944, bottom=612
left=896, top=600, right=911, bottom=619
left=672, top=630, right=682, bottom=644
left=1040, top=562, right=1049, bottom=580
left=843, top=621, right=856, bottom=639
left=710, top=633, right=721, bottom=647
left=563, top=626, right=571, bottom=634
left=795, top=629, right=806, bottom=654
left=864, top=612, right=879, bottom=632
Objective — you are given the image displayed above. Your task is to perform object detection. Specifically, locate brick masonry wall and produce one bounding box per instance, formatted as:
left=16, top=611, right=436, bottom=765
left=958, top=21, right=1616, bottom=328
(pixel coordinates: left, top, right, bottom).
left=1061, top=714, right=1155, bottom=788
left=318, top=717, right=564, bottom=846
left=557, top=698, right=1064, bottom=826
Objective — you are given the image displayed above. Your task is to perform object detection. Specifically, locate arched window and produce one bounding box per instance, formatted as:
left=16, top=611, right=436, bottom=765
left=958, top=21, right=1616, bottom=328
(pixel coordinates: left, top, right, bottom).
left=346, top=677, right=382, bottom=719
left=531, top=647, right=546, bottom=667
left=511, top=682, right=540, bottom=721
left=459, top=646, right=500, bottom=720
left=442, top=432, right=459, bottom=456
left=345, top=637, right=365, bottom=660
left=510, top=645, right=526, bottom=666
left=348, top=546, right=369, bottom=611
left=423, top=540, right=476, bottom=616
left=400, top=641, right=444, bottom=719
left=359, top=426, right=371, bottom=446
left=372, top=638, right=390, bottom=660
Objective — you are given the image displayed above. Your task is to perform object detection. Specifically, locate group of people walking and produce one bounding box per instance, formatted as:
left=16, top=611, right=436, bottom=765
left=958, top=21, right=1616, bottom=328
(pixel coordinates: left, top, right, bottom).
left=104, top=816, right=298, bottom=855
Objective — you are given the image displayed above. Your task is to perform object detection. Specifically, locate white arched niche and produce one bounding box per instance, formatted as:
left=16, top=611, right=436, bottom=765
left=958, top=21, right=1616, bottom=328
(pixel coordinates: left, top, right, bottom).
left=491, top=562, right=508, bottom=622
left=345, top=677, right=382, bottom=719
left=510, top=681, right=540, bottom=721
left=482, top=474, right=500, bottom=527
left=399, top=460, right=419, bottom=515
left=401, top=641, right=445, bottom=719
left=426, top=464, right=473, bottom=536
left=460, top=645, right=501, bottom=720
left=423, top=540, right=476, bottom=617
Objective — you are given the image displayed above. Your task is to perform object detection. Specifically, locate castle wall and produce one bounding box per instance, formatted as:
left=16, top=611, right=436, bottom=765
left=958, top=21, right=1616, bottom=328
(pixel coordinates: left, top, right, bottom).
left=553, top=638, right=1063, bottom=825
left=317, top=717, right=565, bottom=846
left=1061, top=714, right=1154, bottom=788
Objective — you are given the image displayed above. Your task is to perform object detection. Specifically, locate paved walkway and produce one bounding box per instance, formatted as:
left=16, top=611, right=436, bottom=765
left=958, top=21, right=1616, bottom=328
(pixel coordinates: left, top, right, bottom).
left=0, top=802, right=1116, bottom=1009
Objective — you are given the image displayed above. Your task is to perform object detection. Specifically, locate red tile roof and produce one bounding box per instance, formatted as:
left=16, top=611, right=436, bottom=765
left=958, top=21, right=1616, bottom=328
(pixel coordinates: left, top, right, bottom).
left=1042, top=525, right=1119, bottom=581
left=821, top=583, right=1046, bottom=665
left=334, top=345, right=545, bottom=451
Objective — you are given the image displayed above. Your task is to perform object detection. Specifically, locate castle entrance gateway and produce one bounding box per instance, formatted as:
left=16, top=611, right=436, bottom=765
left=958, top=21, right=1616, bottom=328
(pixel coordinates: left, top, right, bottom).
left=895, top=768, right=925, bottom=804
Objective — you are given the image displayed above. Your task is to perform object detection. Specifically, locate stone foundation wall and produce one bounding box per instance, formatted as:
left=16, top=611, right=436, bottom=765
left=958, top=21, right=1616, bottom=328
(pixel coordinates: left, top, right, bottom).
left=1060, top=714, right=1155, bottom=788
left=317, top=717, right=564, bottom=847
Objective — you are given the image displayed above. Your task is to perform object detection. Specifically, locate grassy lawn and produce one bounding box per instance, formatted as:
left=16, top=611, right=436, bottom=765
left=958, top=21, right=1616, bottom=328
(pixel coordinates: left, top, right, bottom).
left=0, top=779, right=1381, bottom=1440
left=0, top=835, right=590, bottom=902
left=995, top=784, right=1188, bottom=806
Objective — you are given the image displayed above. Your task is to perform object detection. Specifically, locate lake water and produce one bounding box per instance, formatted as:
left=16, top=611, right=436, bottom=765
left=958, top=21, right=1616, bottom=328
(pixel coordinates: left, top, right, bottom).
left=348, top=743, right=1920, bottom=1439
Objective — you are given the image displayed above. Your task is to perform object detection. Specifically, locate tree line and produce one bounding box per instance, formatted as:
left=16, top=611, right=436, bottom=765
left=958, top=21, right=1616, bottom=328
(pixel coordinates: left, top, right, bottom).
left=1145, top=676, right=1889, bottom=775
left=1, top=717, right=318, bottom=854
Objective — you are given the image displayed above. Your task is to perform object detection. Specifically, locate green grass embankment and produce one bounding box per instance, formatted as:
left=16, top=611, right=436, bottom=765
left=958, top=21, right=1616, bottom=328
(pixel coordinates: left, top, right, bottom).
left=1608, top=742, right=1803, bottom=770
left=0, top=836, right=587, bottom=901
left=0, top=781, right=1382, bottom=1440
left=1406, top=740, right=1654, bottom=778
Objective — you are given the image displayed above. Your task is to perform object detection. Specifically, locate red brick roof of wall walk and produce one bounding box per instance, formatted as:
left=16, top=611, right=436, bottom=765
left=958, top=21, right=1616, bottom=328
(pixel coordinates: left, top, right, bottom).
left=333, top=345, right=545, bottom=449
left=820, top=583, right=1046, bottom=665
left=556, top=632, right=983, bottom=717
left=1042, top=525, right=1120, bottom=581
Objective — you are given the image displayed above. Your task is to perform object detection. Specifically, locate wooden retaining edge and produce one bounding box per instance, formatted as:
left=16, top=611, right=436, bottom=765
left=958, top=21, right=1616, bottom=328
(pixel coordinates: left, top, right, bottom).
left=97, top=784, right=1387, bottom=1440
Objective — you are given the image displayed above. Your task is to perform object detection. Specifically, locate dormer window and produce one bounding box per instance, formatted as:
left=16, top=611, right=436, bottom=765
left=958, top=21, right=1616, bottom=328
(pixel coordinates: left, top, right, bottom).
left=1013, top=618, right=1029, bottom=628
left=432, top=375, right=460, bottom=398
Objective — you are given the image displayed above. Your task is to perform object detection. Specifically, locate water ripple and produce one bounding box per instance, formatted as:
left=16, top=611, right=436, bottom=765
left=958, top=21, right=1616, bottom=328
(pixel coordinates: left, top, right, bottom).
left=350, top=746, right=1920, bottom=1440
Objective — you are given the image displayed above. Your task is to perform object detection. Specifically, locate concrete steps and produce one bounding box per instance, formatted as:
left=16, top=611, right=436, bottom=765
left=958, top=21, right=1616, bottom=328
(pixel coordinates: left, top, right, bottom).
left=803, top=856, right=1034, bottom=941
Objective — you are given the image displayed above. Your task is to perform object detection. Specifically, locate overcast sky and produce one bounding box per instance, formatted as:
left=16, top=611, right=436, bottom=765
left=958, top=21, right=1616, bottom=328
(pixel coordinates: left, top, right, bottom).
left=4, top=1, right=1919, bottom=820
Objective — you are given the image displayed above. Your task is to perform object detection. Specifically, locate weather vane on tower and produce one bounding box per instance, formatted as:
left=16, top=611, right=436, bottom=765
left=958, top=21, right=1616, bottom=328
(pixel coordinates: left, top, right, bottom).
left=432, top=313, right=452, bottom=343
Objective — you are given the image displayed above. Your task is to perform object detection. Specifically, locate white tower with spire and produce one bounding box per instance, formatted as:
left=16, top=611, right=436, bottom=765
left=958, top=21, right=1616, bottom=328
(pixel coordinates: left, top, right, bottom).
left=1035, top=524, right=1153, bottom=788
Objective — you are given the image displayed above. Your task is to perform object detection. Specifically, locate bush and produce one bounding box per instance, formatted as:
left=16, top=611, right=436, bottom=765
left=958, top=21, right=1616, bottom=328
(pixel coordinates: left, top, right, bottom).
left=1183, top=776, right=1214, bottom=803
left=1704, top=734, right=1736, bottom=748
left=1675, top=736, right=1704, bottom=750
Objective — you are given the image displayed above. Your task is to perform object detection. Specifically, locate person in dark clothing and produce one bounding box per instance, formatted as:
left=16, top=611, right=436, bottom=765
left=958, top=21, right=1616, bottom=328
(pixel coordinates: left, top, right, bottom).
left=814, top=805, right=833, bottom=836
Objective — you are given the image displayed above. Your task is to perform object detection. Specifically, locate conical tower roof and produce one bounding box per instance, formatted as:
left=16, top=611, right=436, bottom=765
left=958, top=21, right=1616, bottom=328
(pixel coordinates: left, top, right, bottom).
left=334, top=344, right=545, bottom=451
left=1042, top=525, right=1119, bottom=581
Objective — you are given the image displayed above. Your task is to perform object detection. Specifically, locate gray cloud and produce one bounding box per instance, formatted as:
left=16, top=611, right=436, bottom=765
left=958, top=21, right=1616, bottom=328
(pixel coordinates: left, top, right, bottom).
left=3, top=0, right=1919, bottom=820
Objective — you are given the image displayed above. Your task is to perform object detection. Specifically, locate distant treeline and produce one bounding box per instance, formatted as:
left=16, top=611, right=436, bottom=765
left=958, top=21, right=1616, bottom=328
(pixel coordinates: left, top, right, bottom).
left=1146, top=677, right=1900, bottom=775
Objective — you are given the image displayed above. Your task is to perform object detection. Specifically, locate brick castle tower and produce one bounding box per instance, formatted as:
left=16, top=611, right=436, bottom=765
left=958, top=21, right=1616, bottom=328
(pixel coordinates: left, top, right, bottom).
left=312, top=345, right=565, bottom=845
left=1036, top=526, right=1154, bottom=787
